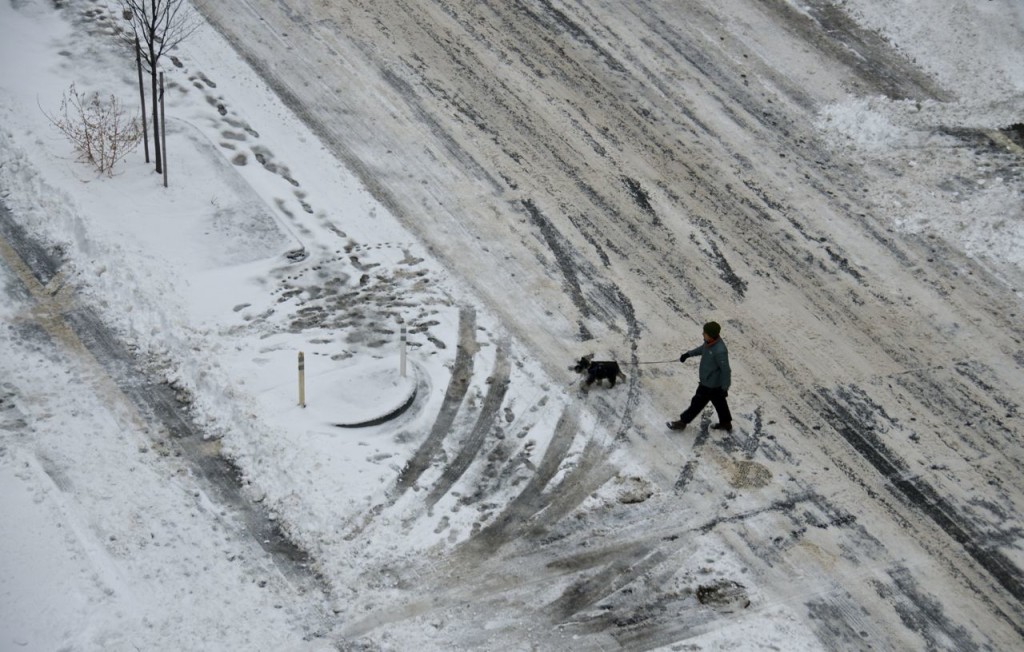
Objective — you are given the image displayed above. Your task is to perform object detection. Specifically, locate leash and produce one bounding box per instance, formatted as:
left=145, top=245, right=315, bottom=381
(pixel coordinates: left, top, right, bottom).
left=629, top=358, right=677, bottom=366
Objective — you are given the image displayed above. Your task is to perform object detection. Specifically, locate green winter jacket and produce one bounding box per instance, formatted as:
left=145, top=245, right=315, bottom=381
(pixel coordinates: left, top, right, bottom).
left=685, top=338, right=731, bottom=390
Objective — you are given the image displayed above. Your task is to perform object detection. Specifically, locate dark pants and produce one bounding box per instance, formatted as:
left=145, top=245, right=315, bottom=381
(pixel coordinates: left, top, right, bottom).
left=679, top=384, right=731, bottom=426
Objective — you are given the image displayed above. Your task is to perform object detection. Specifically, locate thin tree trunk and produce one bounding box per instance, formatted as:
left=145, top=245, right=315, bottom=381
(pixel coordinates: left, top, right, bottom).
left=149, top=47, right=161, bottom=174
left=135, top=38, right=149, bottom=163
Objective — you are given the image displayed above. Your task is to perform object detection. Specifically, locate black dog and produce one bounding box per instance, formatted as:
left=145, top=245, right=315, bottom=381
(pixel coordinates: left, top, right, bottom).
left=571, top=355, right=626, bottom=388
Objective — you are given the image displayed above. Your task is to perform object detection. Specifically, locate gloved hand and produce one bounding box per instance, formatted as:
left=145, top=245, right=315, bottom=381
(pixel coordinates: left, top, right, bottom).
left=722, top=389, right=729, bottom=398
left=679, top=353, right=689, bottom=363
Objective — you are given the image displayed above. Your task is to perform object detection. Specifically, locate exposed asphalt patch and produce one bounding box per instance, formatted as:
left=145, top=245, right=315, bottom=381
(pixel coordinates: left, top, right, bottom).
left=1003, top=123, right=1024, bottom=148
left=673, top=459, right=699, bottom=493
left=705, top=237, right=748, bottom=298
left=696, top=579, right=750, bottom=608
left=621, top=176, right=657, bottom=219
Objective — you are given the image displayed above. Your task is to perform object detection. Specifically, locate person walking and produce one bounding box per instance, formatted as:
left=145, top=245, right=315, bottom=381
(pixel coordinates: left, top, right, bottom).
left=667, top=321, right=732, bottom=432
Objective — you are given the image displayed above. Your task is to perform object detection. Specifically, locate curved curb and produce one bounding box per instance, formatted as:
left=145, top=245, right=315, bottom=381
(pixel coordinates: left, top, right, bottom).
left=332, top=386, right=418, bottom=428
left=332, top=365, right=421, bottom=429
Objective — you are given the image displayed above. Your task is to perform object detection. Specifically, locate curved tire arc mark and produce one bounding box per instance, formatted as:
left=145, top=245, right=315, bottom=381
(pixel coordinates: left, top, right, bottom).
left=425, top=339, right=511, bottom=507
left=392, top=306, right=477, bottom=497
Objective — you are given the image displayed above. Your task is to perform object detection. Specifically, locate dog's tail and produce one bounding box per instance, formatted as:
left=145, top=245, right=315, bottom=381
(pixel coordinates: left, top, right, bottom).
left=617, top=370, right=626, bottom=380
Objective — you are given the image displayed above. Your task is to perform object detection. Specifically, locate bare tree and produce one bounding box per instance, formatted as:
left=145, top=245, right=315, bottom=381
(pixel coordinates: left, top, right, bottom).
left=43, top=83, right=142, bottom=176
left=120, top=0, right=201, bottom=174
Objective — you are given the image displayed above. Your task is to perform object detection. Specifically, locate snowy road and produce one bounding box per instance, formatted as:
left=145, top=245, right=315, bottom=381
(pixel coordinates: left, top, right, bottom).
left=189, top=0, right=1024, bottom=648
left=2, top=0, right=1019, bottom=649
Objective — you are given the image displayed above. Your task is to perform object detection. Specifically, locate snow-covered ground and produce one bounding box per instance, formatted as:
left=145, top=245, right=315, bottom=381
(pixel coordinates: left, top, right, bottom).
left=0, top=1, right=574, bottom=649
left=1, top=0, right=1022, bottom=650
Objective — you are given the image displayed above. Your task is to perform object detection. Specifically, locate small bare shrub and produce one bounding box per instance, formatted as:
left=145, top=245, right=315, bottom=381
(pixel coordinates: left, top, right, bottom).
left=45, top=83, right=142, bottom=176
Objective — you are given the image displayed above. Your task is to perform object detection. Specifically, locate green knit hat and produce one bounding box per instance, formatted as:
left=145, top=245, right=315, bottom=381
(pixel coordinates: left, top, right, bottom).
left=703, top=321, right=721, bottom=338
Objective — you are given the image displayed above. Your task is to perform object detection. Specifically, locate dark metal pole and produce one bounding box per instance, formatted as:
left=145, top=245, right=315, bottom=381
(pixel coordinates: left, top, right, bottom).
left=160, top=71, right=167, bottom=188
left=135, top=37, right=149, bottom=163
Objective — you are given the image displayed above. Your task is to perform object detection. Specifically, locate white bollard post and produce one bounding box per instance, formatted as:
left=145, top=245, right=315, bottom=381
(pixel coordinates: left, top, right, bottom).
left=298, top=351, right=306, bottom=408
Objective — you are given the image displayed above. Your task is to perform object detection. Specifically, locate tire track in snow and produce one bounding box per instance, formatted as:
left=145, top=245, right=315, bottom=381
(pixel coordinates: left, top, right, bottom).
left=547, top=547, right=668, bottom=623
left=393, top=306, right=478, bottom=495
left=341, top=0, right=738, bottom=323
left=523, top=436, right=618, bottom=538
left=425, top=338, right=511, bottom=508
left=809, top=384, right=1024, bottom=637
left=759, top=0, right=950, bottom=102
left=811, top=384, right=1024, bottom=593
left=463, top=404, right=581, bottom=553
left=340, top=306, right=478, bottom=542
